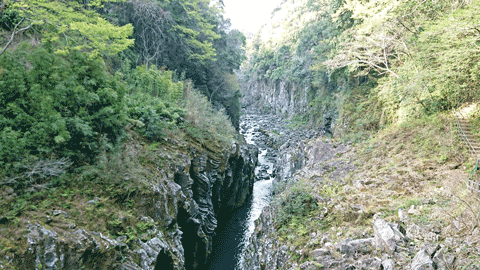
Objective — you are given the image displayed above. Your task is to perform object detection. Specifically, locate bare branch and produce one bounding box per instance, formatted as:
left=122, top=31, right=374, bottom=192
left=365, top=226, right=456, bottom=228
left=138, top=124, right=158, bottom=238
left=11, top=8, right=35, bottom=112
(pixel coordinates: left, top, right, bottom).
left=0, top=158, right=72, bottom=188
left=0, top=17, right=32, bottom=57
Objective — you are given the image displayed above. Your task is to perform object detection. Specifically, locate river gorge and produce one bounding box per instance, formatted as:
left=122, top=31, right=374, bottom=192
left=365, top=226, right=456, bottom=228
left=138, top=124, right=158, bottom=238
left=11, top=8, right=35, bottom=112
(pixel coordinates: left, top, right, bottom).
left=207, top=110, right=279, bottom=270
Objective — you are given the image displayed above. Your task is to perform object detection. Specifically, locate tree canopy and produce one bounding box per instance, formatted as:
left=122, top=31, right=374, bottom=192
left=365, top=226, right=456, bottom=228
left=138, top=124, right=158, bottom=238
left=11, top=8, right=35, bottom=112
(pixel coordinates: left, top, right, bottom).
left=241, top=0, right=480, bottom=137
left=1, top=0, right=134, bottom=57
left=0, top=0, right=245, bottom=173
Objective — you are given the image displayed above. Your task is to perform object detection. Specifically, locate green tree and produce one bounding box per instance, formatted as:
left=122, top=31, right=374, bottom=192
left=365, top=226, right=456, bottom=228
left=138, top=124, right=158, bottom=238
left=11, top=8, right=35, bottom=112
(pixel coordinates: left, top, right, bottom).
left=112, top=0, right=246, bottom=129
left=0, top=43, right=126, bottom=166
left=1, top=0, right=134, bottom=57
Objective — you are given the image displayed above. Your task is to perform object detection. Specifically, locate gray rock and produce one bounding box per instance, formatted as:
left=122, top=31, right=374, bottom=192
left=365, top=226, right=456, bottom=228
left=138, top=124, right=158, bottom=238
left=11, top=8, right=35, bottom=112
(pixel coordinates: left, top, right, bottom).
left=398, top=209, right=408, bottom=222
left=320, top=235, right=329, bottom=244
left=349, top=238, right=375, bottom=254
left=373, top=219, right=405, bottom=254
left=311, top=248, right=331, bottom=258
left=406, top=224, right=427, bottom=241
left=339, top=238, right=374, bottom=256
left=381, top=259, right=395, bottom=270
left=422, top=243, right=440, bottom=257
left=432, top=247, right=456, bottom=270
left=300, top=261, right=322, bottom=270
left=136, top=236, right=169, bottom=269
left=324, top=259, right=347, bottom=269
left=411, top=249, right=434, bottom=270
left=116, top=235, right=128, bottom=243
left=390, top=222, right=406, bottom=236
left=118, top=262, right=142, bottom=270
left=23, top=223, right=142, bottom=269
left=466, top=227, right=480, bottom=245
left=392, top=252, right=409, bottom=266
left=362, top=257, right=382, bottom=269
left=53, top=210, right=68, bottom=217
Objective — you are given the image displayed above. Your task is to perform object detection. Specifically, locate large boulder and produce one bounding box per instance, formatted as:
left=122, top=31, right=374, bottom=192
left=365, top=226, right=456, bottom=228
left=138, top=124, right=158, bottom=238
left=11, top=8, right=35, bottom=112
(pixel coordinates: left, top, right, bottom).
left=411, top=249, right=434, bottom=270
left=373, top=219, right=406, bottom=254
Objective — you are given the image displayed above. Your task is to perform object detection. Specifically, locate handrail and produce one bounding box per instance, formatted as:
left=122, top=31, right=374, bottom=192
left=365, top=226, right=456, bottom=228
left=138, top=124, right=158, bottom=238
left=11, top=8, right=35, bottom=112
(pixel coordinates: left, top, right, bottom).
left=470, top=159, right=479, bottom=179
left=453, top=108, right=477, bottom=157
left=454, top=108, right=480, bottom=192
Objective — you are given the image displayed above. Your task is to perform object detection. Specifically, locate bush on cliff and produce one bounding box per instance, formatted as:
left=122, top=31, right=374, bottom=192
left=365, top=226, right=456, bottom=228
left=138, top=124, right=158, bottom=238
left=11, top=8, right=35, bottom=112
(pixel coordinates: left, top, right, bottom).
left=0, top=44, right=236, bottom=190
left=123, top=65, right=185, bottom=140
left=0, top=43, right=126, bottom=169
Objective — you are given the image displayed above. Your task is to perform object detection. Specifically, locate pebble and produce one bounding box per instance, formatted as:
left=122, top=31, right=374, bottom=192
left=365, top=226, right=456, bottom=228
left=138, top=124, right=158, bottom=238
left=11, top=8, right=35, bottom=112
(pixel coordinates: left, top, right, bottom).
left=87, top=200, right=96, bottom=205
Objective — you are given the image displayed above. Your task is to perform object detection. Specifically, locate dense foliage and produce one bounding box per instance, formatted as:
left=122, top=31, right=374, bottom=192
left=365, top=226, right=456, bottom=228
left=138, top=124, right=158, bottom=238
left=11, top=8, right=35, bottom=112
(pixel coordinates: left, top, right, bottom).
left=0, top=44, right=125, bottom=166
left=109, top=0, right=246, bottom=128
left=0, top=0, right=240, bottom=186
left=241, top=0, right=480, bottom=139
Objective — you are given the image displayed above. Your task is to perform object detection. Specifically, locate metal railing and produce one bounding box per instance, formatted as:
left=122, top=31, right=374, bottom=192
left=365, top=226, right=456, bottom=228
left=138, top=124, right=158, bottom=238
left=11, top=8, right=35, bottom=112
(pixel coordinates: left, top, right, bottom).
left=453, top=108, right=480, bottom=193
left=467, top=159, right=480, bottom=193
left=454, top=109, right=477, bottom=157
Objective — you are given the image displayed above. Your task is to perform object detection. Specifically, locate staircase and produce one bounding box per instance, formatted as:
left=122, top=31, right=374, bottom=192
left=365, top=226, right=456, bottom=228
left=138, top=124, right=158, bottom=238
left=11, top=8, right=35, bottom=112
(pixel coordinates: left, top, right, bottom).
left=454, top=109, right=480, bottom=193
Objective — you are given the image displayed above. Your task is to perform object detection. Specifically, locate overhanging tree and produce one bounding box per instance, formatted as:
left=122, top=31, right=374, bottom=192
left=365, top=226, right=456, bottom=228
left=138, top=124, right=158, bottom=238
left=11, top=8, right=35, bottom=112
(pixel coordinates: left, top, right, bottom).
left=1, top=0, right=134, bottom=57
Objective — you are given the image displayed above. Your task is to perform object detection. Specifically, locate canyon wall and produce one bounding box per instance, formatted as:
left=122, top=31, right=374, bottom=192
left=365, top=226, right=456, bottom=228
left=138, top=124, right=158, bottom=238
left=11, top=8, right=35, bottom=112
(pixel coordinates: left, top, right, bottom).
left=13, top=140, right=258, bottom=270
left=242, top=80, right=309, bottom=118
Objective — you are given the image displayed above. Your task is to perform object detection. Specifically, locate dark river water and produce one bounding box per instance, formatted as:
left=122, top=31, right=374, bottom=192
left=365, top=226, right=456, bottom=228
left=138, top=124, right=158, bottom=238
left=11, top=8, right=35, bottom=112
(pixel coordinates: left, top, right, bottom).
left=206, top=113, right=276, bottom=270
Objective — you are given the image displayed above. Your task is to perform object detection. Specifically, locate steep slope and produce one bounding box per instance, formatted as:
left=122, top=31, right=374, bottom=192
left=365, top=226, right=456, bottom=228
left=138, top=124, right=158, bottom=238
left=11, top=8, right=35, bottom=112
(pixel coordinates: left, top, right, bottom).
left=243, top=109, right=480, bottom=269
left=0, top=129, right=257, bottom=270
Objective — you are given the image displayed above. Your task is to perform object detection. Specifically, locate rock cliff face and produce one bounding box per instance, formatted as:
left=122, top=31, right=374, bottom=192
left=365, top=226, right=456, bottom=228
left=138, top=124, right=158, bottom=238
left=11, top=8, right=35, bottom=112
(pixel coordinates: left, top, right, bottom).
left=241, top=115, right=320, bottom=269
left=242, top=81, right=309, bottom=118
left=12, top=141, right=257, bottom=270
left=241, top=80, right=339, bottom=135
left=174, top=142, right=258, bottom=270
left=243, top=135, right=311, bottom=270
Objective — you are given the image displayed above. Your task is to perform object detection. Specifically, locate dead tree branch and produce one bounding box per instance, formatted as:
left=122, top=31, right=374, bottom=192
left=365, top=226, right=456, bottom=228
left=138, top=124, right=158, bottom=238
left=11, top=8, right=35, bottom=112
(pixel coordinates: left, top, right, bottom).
left=0, top=17, right=32, bottom=57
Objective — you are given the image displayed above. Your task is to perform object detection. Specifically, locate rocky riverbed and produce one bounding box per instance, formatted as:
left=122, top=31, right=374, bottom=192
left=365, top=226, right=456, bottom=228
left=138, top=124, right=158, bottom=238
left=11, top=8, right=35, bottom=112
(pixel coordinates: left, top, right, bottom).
left=243, top=125, right=480, bottom=270
left=208, top=108, right=320, bottom=270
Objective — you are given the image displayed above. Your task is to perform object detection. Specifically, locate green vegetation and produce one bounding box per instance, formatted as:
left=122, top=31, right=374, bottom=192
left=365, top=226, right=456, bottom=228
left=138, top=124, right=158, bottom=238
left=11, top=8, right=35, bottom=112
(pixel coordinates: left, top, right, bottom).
left=111, top=0, right=246, bottom=128
left=0, top=1, right=242, bottom=266
left=242, top=0, right=480, bottom=139
left=0, top=0, right=242, bottom=185
left=0, top=44, right=125, bottom=167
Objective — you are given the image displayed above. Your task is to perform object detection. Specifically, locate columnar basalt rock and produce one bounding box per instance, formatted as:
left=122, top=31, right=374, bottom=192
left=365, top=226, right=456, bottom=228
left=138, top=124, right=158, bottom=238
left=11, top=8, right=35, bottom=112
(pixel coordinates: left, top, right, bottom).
left=157, top=142, right=258, bottom=270
left=242, top=81, right=309, bottom=118
left=13, top=140, right=257, bottom=270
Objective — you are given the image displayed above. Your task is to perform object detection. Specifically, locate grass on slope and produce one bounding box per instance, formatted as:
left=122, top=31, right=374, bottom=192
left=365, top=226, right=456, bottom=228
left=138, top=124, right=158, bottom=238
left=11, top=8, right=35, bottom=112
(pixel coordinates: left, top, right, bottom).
left=271, top=110, right=480, bottom=266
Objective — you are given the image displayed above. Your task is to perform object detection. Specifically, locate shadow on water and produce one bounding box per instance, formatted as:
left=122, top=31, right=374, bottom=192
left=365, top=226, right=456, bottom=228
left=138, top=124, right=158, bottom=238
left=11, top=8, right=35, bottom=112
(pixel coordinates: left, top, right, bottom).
left=206, top=112, right=277, bottom=270
left=206, top=199, right=252, bottom=270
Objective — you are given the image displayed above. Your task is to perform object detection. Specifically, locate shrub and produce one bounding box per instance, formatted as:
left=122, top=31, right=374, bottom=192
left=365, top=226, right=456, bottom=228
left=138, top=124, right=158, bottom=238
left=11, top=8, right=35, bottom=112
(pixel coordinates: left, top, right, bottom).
left=182, top=81, right=237, bottom=145
left=125, top=65, right=183, bottom=102
left=0, top=43, right=125, bottom=169
left=123, top=66, right=185, bottom=140
left=125, top=92, right=185, bottom=140
left=274, top=181, right=319, bottom=229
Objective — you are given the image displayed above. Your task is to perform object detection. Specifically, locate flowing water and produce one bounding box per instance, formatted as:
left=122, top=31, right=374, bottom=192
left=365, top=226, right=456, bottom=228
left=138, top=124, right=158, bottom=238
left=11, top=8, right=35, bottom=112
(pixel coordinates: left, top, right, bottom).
left=206, top=112, right=277, bottom=270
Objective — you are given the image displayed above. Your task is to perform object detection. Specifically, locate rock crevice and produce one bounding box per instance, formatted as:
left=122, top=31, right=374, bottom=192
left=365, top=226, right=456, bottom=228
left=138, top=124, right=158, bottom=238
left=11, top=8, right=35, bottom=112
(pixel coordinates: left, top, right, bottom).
left=16, top=141, right=258, bottom=270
